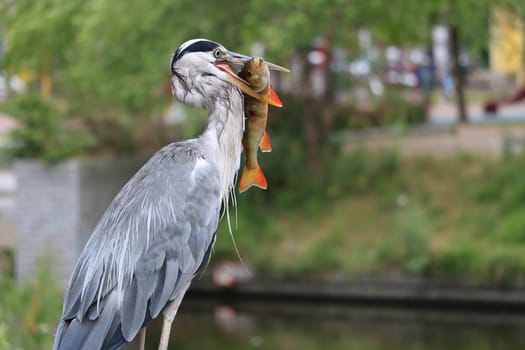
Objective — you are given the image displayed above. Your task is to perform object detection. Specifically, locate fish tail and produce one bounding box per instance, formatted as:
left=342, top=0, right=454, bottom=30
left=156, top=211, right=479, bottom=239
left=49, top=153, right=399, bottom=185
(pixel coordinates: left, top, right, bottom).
left=239, top=165, right=268, bottom=193
left=267, top=84, right=282, bottom=107
left=259, top=131, right=272, bottom=152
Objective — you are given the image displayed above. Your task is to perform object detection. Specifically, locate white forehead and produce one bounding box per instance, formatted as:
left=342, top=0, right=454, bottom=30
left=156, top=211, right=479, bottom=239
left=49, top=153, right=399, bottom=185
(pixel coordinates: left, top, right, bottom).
left=178, top=38, right=226, bottom=53
left=179, top=38, right=206, bottom=52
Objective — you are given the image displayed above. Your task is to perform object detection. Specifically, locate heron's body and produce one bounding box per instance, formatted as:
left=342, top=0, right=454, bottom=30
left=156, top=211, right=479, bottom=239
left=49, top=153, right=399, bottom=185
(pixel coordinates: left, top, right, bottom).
left=53, top=39, right=246, bottom=350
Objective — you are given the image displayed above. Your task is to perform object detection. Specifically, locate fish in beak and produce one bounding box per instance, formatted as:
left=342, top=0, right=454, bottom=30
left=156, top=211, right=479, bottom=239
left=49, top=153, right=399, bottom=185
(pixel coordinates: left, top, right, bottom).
left=215, top=50, right=289, bottom=107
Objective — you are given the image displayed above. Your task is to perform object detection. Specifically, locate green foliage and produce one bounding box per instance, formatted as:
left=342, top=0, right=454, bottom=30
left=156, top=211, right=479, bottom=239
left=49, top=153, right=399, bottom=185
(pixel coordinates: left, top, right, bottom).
left=291, top=224, right=344, bottom=274
left=337, top=89, right=427, bottom=130
left=267, top=147, right=400, bottom=211
left=494, top=207, right=525, bottom=244
left=0, top=324, right=8, bottom=350
left=0, top=267, right=62, bottom=349
left=482, top=247, right=525, bottom=283
left=377, top=206, right=431, bottom=274
left=0, top=0, right=82, bottom=72
left=213, top=204, right=284, bottom=266
left=4, top=0, right=522, bottom=114
left=467, top=151, right=525, bottom=245
left=432, top=241, right=525, bottom=284
left=432, top=240, right=482, bottom=280
left=1, top=95, right=54, bottom=158
left=249, top=96, right=402, bottom=209
left=1, top=94, right=92, bottom=161
left=2, top=0, right=523, bottom=158
left=209, top=151, right=525, bottom=284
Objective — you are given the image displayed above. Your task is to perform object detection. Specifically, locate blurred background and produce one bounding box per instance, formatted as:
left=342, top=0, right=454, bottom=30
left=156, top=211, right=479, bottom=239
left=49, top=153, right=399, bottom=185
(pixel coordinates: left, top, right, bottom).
left=3, top=0, right=525, bottom=349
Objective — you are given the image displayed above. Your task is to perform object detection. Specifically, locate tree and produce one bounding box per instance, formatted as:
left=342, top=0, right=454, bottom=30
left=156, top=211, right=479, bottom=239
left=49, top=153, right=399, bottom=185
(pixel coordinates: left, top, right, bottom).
left=2, top=0, right=524, bottom=158
left=0, top=0, right=83, bottom=96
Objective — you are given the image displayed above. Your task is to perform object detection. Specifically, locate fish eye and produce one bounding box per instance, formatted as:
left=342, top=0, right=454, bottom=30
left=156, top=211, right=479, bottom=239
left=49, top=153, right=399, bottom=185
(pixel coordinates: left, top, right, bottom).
left=213, top=49, right=222, bottom=58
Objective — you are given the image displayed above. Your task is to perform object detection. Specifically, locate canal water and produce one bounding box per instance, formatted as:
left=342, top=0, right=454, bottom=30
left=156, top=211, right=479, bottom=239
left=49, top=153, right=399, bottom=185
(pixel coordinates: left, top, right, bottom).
left=138, top=298, right=525, bottom=350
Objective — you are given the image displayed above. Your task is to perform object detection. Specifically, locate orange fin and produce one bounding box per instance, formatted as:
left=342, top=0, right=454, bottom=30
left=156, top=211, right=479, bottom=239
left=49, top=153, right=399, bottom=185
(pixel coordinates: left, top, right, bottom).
left=267, top=84, right=282, bottom=107
left=239, top=165, right=268, bottom=193
left=259, top=130, right=272, bottom=152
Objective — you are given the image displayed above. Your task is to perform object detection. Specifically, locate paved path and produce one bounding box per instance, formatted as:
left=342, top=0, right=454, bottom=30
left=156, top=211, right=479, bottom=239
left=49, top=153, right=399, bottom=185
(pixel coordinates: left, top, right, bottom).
left=343, top=123, right=525, bottom=157
left=342, top=100, right=525, bottom=157
left=429, top=100, right=525, bottom=125
left=0, top=114, right=17, bottom=249
left=0, top=168, right=15, bottom=249
left=0, top=113, right=16, bottom=147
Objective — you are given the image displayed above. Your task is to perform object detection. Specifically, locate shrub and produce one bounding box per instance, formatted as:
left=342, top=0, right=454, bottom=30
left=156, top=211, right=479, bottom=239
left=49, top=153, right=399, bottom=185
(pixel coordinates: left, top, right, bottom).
left=494, top=207, right=525, bottom=244
left=484, top=246, right=525, bottom=284
left=377, top=206, right=431, bottom=274
left=1, top=94, right=92, bottom=162
left=336, top=88, right=427, bottom=130
left=0, top=266, right=62, bottom=349
left=432, top=241, right=481, bottom=280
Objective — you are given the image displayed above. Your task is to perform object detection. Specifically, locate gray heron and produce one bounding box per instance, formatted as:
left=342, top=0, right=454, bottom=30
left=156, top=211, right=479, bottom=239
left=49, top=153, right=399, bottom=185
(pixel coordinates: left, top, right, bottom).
left=52, top=38, right=287, bottom=350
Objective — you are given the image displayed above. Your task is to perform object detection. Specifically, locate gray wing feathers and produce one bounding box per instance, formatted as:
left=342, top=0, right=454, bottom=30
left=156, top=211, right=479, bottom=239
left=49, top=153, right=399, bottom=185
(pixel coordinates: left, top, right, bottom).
left=149, top=259, right=181, bottom=319
left=120, top=276, right=145, bottom=340
left=55, top=292, right=120, bottom=350
left=78, top=265, right=103, bottom=319
left=62, top=265, right=85, bottom=319
left=54, top=142, right=222, bottom=349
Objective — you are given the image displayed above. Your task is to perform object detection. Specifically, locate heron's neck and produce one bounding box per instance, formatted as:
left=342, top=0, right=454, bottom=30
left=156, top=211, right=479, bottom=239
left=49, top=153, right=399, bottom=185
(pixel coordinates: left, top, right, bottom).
left=199, top=88, right=244, bottom=199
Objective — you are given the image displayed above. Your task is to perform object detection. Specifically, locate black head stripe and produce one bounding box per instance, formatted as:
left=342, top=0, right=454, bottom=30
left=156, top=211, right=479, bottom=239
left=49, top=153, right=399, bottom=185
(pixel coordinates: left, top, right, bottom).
left=171, top=39, right=221, bottom=73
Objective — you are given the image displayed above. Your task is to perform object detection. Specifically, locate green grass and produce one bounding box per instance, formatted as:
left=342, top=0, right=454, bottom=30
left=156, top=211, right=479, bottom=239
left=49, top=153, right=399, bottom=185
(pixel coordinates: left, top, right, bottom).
left=213, top=150, right=525, bottom=284
left=0, top=265, right=62, bottom=349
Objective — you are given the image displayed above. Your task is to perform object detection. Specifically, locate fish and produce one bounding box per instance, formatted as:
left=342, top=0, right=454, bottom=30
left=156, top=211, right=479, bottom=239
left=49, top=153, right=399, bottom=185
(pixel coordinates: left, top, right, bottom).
left=238, top=57, right=282, bottom=193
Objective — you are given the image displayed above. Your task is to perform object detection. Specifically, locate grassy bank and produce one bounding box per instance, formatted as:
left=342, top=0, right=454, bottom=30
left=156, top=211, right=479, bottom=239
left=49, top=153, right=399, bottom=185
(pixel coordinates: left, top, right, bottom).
left=214, top=149, right=525, bottom=285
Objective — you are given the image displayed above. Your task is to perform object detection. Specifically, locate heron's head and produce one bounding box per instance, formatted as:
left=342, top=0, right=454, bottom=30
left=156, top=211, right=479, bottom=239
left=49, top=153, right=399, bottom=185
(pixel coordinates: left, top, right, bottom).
left=170, top=39, right=287, bottom=107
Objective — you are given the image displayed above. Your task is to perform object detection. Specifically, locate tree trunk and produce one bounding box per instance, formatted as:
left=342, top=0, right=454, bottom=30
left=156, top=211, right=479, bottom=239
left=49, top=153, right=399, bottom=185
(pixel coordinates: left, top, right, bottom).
left=450, top=25, right=467, bottom=123
left=299, top=50, right=320, bottom=174
left=320, top=34, right=335, bottom=158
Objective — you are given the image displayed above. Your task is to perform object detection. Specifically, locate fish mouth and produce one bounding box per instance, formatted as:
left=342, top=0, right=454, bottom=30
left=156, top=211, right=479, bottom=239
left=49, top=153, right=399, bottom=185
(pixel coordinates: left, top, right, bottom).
left=216, top=62, right=277, bottom=106
left=215, top=50, right=288, bottom=107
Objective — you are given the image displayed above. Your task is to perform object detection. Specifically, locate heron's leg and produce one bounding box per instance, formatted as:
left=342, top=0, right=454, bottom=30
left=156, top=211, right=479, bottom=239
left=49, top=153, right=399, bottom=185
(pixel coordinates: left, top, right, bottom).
left=139, top=327, right=146, bottom=350
left=158, top=318, right=174, bottom=350
left=157, top=284, right=190, bottom=350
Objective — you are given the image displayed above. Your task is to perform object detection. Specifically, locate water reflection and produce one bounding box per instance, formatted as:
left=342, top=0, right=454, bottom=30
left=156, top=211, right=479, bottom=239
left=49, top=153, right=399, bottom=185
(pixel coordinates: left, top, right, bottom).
left=133, top=298, right=525, bottom=350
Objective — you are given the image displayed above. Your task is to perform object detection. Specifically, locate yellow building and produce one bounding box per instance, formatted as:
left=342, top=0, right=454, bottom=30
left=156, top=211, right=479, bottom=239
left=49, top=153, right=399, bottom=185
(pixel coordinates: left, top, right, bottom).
left=490, top=8, right=525, bottom=85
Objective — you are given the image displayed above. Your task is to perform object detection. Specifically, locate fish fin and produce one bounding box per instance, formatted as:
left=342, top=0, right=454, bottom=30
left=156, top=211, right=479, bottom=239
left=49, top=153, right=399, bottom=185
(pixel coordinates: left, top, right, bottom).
left=259, top=131, right=272, bottom=152
left=239, top=165, right=268, bottom=193
left=267, top=84, right=282, bottom=107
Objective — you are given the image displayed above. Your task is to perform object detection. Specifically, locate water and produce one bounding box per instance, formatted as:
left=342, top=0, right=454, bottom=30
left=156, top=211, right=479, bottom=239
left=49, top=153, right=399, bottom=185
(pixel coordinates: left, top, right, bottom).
left=139, top=298, right=525, bottom=350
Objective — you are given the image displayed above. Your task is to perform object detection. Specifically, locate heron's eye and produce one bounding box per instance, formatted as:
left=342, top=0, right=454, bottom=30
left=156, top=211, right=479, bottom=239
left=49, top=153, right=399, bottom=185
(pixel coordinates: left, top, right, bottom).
left=213, top=49, right=222, bottom=58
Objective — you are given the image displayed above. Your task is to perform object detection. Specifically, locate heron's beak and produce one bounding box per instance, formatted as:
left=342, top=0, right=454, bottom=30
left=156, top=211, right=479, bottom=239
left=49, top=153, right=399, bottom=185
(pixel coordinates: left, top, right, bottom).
left=216, top=50, right=289, bottom=107
left=215, top=62, right=260, bottom=100
left=225, top=51, right=290, bottom=72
